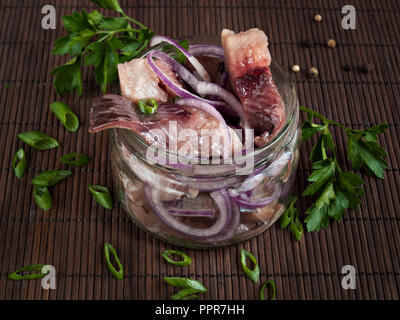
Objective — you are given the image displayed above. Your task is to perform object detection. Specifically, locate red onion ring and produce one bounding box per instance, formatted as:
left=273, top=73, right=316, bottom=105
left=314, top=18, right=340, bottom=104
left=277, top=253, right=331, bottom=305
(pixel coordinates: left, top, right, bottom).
left=227, top=150, right=291, bottom=208
left=229, top=184, right=281, bottom=209
left=207, top=196, right=240, bottom=242
left=144, top=186, right=234, bottom=239
left=188, top=45, right=225, bottom=59
left=147, top=50, right=249, bottom=129
left=149, top=35, right=211, bottom=81
left=146, top=51, right=225, bottom=107
left=167, top=208, right=215, bottom=218
left=232, top=150, right=292, bottom=195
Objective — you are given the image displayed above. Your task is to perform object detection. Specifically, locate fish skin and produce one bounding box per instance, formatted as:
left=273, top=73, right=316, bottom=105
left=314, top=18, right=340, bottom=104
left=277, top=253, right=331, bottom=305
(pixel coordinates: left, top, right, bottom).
left=221, top=28, right=286, bottom=146
left=89, top=94, right=242, bottom=158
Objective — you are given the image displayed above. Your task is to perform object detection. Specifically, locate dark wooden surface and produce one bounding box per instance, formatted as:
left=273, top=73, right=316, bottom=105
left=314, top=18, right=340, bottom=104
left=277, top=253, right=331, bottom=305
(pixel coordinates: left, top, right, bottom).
left=0, top=0, right=399, bottom=300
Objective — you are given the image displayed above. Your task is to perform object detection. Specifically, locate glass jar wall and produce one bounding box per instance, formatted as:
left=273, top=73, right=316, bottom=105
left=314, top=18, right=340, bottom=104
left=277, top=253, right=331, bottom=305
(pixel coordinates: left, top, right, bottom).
left=110, top=60, right=300, bottom=248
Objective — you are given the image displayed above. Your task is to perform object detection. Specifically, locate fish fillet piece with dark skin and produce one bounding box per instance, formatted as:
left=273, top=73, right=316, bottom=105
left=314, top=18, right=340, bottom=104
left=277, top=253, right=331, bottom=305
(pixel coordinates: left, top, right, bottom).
left=89, top=94, right=242, bottom=159
left=221, top=28, right=286, bottom=146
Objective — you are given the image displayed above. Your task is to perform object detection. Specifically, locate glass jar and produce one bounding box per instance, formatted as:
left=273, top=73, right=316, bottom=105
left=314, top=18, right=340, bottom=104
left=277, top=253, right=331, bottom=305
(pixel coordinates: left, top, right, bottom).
left=110, top=58, right=300, bottom=248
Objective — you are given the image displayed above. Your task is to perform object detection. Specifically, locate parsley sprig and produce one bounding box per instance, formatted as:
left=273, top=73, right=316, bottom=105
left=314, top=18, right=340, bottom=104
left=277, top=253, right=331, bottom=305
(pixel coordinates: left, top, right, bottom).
left=299, top=106, right=388, bottom=232
left=51, top=0, right=154, bottom=96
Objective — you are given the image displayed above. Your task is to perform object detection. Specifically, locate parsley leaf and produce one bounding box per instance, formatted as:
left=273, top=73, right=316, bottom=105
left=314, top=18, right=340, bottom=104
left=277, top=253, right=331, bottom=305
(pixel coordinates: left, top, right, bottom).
left=297, top=106, right=387, bottom=232
left=85, top=38, right=122, bottom=93
left=90, top=0, right=124, bottom=14
left=347, top=123, right=389, bottom=179
left=62, top=10, right=93, bottom=34
left=162, top=39, right=189, bottom=64
left=51, top=0, right=154, bottom=95
left=51, top=56, right=83, bottom=96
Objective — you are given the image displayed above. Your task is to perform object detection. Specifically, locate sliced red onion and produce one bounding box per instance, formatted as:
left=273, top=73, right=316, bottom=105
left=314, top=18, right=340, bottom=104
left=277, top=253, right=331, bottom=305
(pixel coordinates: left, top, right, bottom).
left=229, top=184, right=281, bottom=209
left=146, top=51, right=225, bottom=107
left=149, top=35, right=211, bottom=81
left=167, top=208, right=215, bottom=218
left=226, top=150, right=291, bottom=208
left=181, top=176, right=244, bottom=192
left=219, top=71, right=229, bottom=89
left=196, top=81, right=248, bottom=128
left=148, top=50, right=249, bottom=129
left=207, top=196, right=240, bottom=242
left=175, top=98, right=231, bottom=157
left=188, top=45, right=225, bottom=60
left=232, top=150, right=292, bottom=195
left=144, top=186, right=234, bottom=239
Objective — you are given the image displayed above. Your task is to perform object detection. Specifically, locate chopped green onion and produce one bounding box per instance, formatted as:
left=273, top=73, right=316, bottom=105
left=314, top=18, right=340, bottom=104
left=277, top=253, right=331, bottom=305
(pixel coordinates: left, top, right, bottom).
left=60, top=152, right=91, bottom=167
left=18, top=131, right=59, bottom=150
left=260, top=280, right=277, bottom=300
left=240, top=248, right=260, bottom=283
left=8, top=264, right=49, bottom=280
left=89, top=185, right=113, bottom=210
left=280, top=196, right=304, bottom=241
left=137, top=98, right=158, bottom=114
left=165, top=277, right=207, bottom=300
left=171, top=288, right=200, bottom=300
left=162, top=250, right=192, bottom=267
left=290, top=217, right=304, bottom=241
left=280, top=210, right=292, bottom=229
left=12, top=148, right=27, bottom=179
left=104, top=242, right=124, bottom=280
left=33, top=186, right=52, bottom=211
left=50, top=102, right=79, bottom=132
left=31, top=170, right=72, bottom=187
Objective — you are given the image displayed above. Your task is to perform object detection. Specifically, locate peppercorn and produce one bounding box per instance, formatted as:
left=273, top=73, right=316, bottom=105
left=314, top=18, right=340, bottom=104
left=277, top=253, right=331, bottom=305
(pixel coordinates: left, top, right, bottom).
left=302, top=39, right=312, bottom=48
left=342, top=65, right=351, bottom=72
left=291, top=65, right=301, bottom=73
left=314, top=14, right=322, bottom=22
left=361, top=63, right=372, bottom=74
left=327, top=39, right=336, bottom=48
left=308, top=67, right=319, bottom=78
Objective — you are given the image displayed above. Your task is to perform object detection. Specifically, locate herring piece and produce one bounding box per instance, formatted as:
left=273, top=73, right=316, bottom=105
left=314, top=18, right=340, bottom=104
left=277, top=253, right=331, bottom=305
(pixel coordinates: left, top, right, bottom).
left=118, top=58, right=168, bottom=103
left=221, top=28, right=286, bottom=146
left=89, top=94, right=242, bottom=159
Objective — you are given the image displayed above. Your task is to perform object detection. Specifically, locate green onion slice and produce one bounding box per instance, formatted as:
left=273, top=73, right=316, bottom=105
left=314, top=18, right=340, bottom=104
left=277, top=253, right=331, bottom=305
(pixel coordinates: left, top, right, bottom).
left=137, top=98, right=158, bottom=114
left=50, top=102, right=79, bottom=132
left=12, top=148, right=27, bottom=179
left=162, top=250, right=192, bottom=266
left=33, top=186, right=52, bottom=211
left=60, top=152, right=91, bottom=167
left=280, top=196, right=303, bottom=241
left=31, top=170, right=72, bottom=187
left=18, top=131, right=59, bottom=150
left=240, top=248, right=260, bottom=283
left=171, top=288, right=200, bottom=300
left=8, top=264, right=49, bottom=280
left=290, top=217, right=304, bottom=242
left=104, top=242, right=124, bottom=280
left=89, top=185, right=114, bottom=210
left=260, top=280, right=277, bottom=300
left=165, top=277, right=207, bottom=300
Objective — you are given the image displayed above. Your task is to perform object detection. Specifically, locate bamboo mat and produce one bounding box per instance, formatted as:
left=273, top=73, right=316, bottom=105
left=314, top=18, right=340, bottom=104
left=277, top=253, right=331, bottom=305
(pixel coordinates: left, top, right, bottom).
left=0, top=0, right=399, bottom=300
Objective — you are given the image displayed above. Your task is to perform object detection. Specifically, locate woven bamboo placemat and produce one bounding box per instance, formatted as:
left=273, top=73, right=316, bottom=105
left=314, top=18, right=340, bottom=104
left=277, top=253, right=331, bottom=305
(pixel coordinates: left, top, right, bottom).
left=0, top=0, right=399, bottom=300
